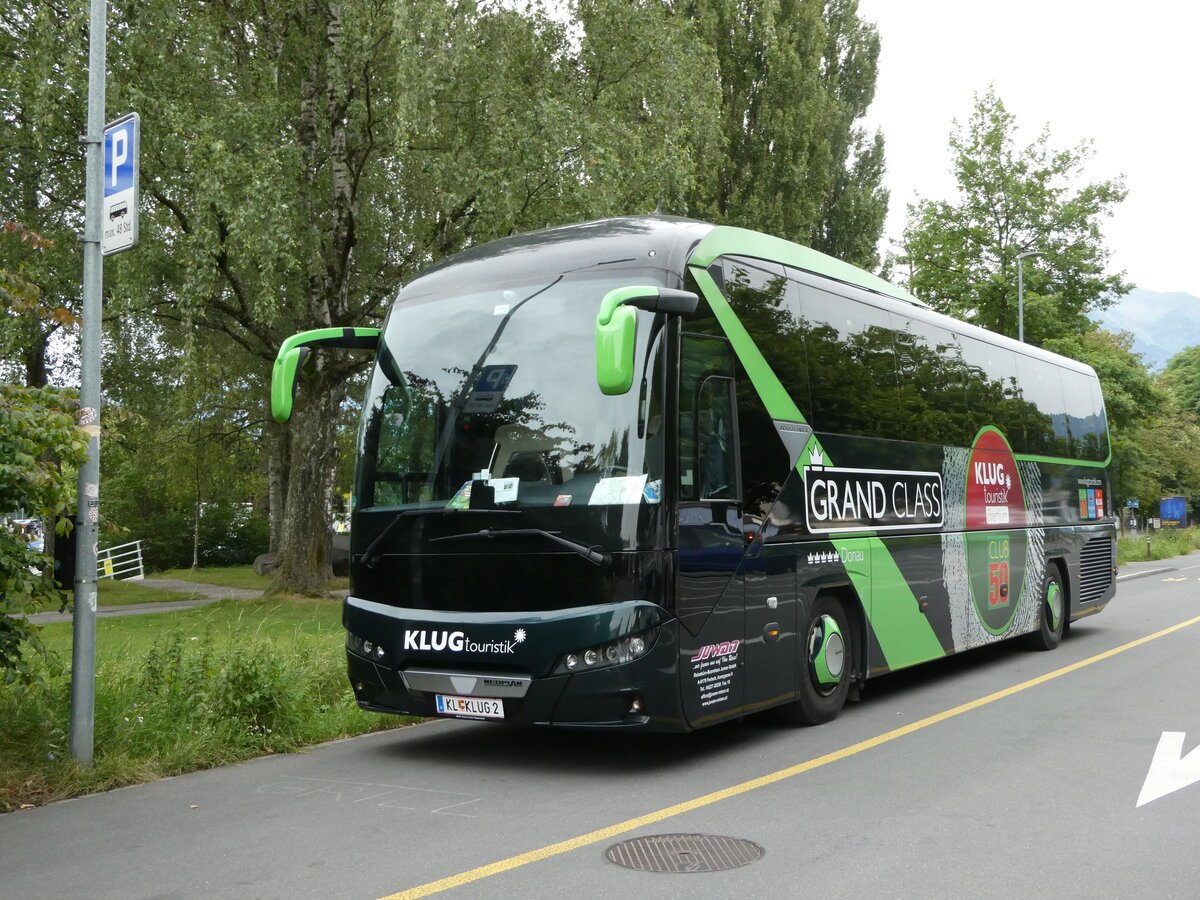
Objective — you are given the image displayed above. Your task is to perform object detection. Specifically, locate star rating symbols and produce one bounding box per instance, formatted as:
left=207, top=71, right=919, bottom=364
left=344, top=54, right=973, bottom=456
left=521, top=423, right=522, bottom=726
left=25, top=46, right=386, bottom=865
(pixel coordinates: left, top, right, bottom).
left=806, top=550, right=841, bottom=566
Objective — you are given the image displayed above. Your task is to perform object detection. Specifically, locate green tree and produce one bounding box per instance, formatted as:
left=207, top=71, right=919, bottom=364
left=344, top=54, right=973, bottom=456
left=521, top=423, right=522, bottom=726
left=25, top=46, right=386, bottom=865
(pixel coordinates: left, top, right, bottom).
left=1159, top=345, right=1200, bottom=418
left=902, top=88, right=1130, bottom=342
left=107, top=0, right=722, bottom=592
left=683, top=0, right=888, bottom=267
left=100, top=318, right=271, bottom=571
left=0, top=0, right=88, bottom=388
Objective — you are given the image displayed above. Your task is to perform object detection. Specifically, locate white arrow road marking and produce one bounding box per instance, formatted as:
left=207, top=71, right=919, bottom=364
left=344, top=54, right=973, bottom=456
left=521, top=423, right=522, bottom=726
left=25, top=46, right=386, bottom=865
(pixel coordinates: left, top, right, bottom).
left=1137, top=732, right=1200, bottom=807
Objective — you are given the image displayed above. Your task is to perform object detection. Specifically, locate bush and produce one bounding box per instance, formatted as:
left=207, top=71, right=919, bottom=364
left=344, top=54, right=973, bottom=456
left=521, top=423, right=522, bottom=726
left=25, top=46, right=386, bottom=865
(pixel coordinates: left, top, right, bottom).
left=0, top=383, right=88, bottom=686
left=0, top=603, right=410, bottom=810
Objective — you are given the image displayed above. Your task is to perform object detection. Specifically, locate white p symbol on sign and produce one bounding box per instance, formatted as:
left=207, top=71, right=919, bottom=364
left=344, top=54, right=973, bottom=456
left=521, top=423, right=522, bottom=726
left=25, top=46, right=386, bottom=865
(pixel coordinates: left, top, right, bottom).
left=110, top=130, right=128, bottom=187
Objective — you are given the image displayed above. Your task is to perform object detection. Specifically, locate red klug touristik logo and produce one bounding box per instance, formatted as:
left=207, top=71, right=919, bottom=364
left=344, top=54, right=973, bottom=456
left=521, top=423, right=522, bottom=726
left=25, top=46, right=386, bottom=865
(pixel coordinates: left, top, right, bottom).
left=966, top=428, right=1028, bottom=633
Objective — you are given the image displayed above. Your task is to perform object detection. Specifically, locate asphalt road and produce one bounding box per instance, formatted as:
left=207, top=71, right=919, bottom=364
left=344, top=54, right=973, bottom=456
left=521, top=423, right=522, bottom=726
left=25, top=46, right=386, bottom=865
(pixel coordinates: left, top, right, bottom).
left=2, top=557, right=1199, bottom=900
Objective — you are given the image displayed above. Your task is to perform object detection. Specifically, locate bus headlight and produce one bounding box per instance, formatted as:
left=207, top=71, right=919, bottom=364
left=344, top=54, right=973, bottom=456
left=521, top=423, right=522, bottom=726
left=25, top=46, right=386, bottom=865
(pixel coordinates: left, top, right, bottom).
left=346, top=631, right=387, bottom=662
left=552, top=627, right=659, bottom=675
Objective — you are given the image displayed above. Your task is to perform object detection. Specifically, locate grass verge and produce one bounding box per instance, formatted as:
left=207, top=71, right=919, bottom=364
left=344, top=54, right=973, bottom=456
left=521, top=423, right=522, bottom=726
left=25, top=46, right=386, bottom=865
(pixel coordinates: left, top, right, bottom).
left=1117, top=527, right=1200, bottom=566
left=0, top=596, right=412, bottom=812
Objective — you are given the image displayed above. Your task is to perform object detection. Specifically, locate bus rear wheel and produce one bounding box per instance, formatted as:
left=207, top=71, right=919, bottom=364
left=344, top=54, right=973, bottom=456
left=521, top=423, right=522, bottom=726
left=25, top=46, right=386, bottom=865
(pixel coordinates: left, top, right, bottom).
left=1025, top=564, right=1065, bottom=651
left=785, top=595, right=852, bottom=726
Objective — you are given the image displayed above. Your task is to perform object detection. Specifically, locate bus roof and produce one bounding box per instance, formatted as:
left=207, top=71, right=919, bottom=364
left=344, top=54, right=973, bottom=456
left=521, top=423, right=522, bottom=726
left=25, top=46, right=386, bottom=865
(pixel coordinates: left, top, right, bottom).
left=688, top=224, right=926, bottom=308
left=399, top=216, right=715, bottom=301
left=404, top=217, right=923, bottom=308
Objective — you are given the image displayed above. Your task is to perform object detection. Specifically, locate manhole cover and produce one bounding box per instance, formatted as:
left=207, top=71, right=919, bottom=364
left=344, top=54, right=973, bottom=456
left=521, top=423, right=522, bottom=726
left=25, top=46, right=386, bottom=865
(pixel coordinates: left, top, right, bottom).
left=605, top=833, right=764, bottom=873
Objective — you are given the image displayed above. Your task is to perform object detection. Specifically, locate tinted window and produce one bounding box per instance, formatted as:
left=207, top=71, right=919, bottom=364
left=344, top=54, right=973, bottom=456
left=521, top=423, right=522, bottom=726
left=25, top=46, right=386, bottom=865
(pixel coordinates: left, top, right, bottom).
left=892, top=315, right=969, bottom=444
left=1062, top=366, right=1109, bottom=461
left=959, top=336, right=1020, bottom=440
left=717, top=257, right=812, bottom=420
left=1014, top=354, right=1071, bottom=457
left=795, top=282, right=902, bottom=439
left=679, top=335, right=738, bottom=502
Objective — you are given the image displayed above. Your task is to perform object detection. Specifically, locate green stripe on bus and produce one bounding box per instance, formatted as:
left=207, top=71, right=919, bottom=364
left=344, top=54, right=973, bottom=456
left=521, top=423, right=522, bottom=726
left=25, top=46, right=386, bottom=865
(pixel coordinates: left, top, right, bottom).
left=688, top=266, right=809, bottom=426
left=842, top=537, right=947, bottom=670
left=1014, top=452, right=1111, bottom=468
left=692, top=265, right=943, bottom=671
left=688, top=226, right=924, bottom=307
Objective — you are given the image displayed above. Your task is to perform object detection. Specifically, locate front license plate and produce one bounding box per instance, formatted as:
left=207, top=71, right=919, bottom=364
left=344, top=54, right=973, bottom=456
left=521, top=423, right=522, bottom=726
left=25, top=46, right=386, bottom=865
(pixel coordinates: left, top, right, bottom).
left=435, top=694, right=505, bottom=720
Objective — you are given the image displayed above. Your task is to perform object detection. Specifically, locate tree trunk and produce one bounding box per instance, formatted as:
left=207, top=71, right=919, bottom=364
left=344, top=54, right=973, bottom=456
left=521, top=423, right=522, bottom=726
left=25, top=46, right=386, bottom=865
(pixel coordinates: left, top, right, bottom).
left=269, top=367, right=346, bottom=595
left=265, top=418, right=289, bottom=555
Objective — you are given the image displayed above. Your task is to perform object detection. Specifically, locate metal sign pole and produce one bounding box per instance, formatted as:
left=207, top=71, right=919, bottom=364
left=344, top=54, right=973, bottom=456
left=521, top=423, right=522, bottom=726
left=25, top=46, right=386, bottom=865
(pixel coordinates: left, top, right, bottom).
left=70, top=0, right=107, bottom=767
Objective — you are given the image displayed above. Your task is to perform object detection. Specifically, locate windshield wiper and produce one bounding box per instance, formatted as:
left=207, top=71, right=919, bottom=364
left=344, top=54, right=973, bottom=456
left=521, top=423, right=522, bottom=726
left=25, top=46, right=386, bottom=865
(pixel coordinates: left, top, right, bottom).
left=361, top=507, right=521, bottom=569
left=430, top=527, right=612, bottom=567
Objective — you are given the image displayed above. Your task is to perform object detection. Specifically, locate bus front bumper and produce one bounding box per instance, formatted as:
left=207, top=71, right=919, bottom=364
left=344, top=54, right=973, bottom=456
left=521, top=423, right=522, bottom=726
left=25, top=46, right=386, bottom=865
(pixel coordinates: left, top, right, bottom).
left=342, top=599, right=686, bottom=731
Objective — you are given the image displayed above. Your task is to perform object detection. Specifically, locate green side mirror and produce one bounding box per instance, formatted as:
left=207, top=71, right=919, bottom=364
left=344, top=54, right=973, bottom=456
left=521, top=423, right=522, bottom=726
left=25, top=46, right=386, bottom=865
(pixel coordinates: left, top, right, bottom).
left=270, top=327, right=381, bottom=422
left=596, top=305, right=638, bottom=395
left=595, top=286, right=699, bottom=396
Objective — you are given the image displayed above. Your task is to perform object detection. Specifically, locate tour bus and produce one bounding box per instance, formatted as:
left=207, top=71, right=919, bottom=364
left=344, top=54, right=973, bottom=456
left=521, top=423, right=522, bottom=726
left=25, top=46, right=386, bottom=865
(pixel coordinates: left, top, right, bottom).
left=272, top=217, right=1116, bottom=731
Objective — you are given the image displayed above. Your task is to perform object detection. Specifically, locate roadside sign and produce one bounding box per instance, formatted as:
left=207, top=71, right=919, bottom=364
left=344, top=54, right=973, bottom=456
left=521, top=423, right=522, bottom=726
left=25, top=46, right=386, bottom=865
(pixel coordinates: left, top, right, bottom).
left=102, top=113, right=139, bottom=256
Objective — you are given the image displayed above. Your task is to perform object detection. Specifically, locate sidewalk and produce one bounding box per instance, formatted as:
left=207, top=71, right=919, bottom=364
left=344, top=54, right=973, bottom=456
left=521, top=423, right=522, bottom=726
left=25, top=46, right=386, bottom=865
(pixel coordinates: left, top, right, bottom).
left=22, top=578, right=348, bottom=625
left=1115, top=552, right=1197, bottom=582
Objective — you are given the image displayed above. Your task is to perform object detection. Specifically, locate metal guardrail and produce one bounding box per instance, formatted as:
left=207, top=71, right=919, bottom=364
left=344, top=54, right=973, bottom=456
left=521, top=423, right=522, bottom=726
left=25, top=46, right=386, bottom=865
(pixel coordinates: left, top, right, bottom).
left=96, top=540, right=144, bottom=581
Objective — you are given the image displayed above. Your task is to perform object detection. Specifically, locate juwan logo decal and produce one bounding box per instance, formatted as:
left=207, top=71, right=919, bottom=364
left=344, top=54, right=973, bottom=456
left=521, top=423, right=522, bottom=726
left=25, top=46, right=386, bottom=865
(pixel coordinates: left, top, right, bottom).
left=966, top=428, right=1028, bottom=634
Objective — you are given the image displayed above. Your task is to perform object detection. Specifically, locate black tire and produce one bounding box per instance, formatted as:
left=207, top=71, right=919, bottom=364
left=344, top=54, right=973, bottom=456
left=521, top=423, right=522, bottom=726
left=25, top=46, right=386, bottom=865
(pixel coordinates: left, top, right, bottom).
left=1025, top=564, right=1065, bottom=651
left=783, top=594, right=852, bottom=726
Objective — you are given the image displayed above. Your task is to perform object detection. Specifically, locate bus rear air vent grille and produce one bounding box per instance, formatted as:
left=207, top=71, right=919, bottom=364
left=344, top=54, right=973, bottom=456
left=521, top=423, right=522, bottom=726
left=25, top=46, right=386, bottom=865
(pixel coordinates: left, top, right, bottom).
left=1078, top=537, right=1114, bottom=603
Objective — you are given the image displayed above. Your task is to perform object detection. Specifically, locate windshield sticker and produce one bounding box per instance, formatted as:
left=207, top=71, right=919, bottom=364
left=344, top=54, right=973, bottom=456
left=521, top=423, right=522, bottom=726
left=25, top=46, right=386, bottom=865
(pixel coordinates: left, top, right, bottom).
left=446, top=481, right=473, bottom=509
left=489, top=477, right=519, bottom=503
left=554, top=494, right=573, bottom=507
left=643, top=479, right=662, bottom=504
left=445, top=477, right=518, bottom=508
left=588, top=474, right=649, bottom=506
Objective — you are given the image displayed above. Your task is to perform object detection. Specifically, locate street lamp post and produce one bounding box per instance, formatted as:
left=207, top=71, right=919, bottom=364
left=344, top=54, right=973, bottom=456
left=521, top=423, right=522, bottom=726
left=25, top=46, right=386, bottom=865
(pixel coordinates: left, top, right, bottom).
left=1016, top=250, right=1045, bottom=343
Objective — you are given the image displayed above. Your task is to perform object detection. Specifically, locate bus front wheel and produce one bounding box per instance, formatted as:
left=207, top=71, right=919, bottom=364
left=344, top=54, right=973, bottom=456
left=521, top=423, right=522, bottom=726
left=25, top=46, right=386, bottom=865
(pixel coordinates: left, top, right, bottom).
left=1025, top=564, right=1065, bottom=651
left=785, top=594, right=852, bottom=726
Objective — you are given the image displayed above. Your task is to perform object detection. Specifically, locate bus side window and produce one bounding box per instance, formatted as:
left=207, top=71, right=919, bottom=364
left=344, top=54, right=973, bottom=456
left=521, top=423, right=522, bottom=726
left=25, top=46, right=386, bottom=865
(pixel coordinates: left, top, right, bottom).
left=960, top=336, right=1020, bottom=443
left=719, top=257, right=812, bottom=420
left=892, top=315, right=968, bottom=445
left=795, top=282, right=900, bottom=439
left=1015, top=354, right=1072, bottom=457
left=680, top=335, right=738, bottom=503
left=697, top=377, right=737, bottom=500
left=1061, top=367, right=1108, bottom=461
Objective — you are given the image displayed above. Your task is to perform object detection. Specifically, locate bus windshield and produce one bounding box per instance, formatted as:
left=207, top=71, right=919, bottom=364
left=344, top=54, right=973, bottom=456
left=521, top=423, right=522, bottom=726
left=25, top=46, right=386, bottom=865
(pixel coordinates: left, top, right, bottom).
left=356, top=268, right=667, bottom=537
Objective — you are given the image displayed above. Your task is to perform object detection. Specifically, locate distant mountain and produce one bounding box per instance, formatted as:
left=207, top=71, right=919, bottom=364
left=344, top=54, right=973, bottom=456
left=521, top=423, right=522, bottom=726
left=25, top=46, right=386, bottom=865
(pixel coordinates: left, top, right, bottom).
left=1095, top=288, right=1200, bottom=371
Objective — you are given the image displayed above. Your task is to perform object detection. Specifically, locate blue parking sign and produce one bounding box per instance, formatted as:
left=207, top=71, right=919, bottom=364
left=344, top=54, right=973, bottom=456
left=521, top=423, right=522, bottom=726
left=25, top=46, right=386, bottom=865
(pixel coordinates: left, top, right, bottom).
left=104, top=121, right=136, bottom=196
left=102, top=113, right=139, bottom=255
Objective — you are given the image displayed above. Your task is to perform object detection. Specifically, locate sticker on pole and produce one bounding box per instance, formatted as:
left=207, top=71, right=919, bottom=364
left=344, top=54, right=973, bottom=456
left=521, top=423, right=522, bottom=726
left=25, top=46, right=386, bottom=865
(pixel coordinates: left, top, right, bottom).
left=102, top=113, right=139, bottom=256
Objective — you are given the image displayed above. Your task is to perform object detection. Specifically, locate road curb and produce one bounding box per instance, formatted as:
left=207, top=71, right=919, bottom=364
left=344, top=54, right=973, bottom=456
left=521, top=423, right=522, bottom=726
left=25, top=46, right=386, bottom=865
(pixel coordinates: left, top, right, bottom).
left=1116, top=566, right=1176, bottom=583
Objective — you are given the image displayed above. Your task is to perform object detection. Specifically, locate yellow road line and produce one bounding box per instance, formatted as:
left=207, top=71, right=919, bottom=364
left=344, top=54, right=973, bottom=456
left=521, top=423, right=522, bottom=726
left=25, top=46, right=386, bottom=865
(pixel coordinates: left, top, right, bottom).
left=381, top=613, right=1200, bottom=900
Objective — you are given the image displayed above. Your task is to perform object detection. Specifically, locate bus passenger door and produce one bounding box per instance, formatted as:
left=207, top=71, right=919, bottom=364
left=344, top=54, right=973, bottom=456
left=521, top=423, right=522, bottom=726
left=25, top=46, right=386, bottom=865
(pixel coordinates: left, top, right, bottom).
left=677, top=334, right=747, bottom=726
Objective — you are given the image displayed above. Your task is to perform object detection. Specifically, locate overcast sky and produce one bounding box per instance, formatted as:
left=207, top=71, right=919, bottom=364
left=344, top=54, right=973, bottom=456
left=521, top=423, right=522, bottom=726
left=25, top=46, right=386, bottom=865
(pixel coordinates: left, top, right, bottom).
left=856, top=0, right=1199, bottom=298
